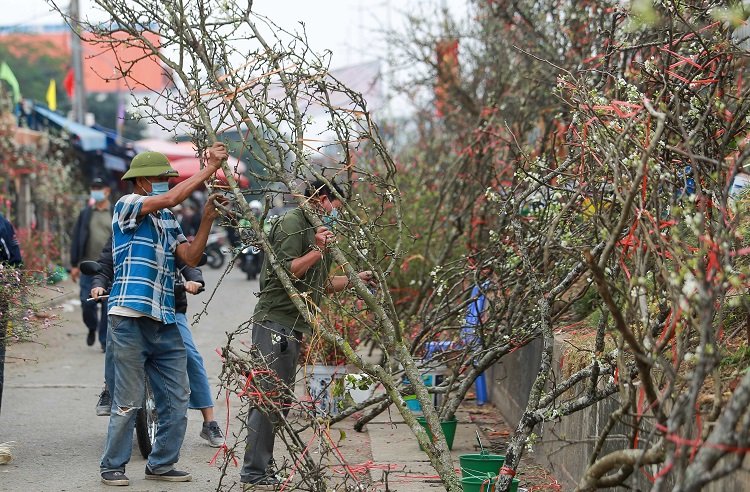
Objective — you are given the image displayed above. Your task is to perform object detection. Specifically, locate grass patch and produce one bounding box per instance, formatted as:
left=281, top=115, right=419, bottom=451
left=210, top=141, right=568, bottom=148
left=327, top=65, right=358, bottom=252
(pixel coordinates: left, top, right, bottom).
left=720, top=344, right=750, bottom=375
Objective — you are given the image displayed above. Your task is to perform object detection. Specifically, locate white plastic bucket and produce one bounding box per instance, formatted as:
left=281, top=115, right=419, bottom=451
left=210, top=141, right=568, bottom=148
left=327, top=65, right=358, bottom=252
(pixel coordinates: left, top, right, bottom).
left=305, top=365, right=344, bottom=416
left=731, top=173, right=750, bottom=197
left=344, top=373, right=375, bottom=404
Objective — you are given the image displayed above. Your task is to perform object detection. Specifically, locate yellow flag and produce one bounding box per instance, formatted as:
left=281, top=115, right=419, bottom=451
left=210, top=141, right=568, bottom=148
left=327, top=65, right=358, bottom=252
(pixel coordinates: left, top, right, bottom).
left=46, top=79, right=57, bottom=111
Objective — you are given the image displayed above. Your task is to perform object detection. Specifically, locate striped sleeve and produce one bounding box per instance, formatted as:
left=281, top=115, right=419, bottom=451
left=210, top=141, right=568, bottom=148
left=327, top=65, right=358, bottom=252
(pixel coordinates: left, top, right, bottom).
left=163, top=210, right=188, bottom=252
left=115, top=194, right=146, bottom=233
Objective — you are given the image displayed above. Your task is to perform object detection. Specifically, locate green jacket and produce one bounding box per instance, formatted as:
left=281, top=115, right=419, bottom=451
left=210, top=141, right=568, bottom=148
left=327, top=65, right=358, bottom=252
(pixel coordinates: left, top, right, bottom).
left=253, top=208, right=332, bottom=334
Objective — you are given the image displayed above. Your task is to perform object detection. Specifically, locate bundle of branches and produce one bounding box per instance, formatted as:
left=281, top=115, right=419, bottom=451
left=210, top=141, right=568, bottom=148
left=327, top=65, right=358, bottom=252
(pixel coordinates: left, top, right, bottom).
left=217, top=335, right=370, bottom=491
left=54, top=0, right=460, bottom=489
left=54, top=0, right=750, bottom=490
left=382, top=0, right=750, bottom=490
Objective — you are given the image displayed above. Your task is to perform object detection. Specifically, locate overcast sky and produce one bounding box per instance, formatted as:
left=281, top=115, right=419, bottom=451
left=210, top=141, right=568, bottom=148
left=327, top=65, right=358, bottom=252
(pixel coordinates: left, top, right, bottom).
left=1, top=0, right=464, bottom=70
left=1, top=0, right=466, bottom=136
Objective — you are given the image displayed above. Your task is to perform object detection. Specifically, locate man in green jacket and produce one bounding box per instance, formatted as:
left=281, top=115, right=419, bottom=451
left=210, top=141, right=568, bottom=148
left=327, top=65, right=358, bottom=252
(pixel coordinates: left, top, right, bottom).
left=240, top=180, right=376, bottom=490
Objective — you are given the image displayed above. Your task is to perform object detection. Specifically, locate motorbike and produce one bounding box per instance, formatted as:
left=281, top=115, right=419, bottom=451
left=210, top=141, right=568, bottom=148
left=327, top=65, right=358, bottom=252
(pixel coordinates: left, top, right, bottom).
left=241, top=245, right=264, bottom=280
left=204, top=230, right=227, bottom=269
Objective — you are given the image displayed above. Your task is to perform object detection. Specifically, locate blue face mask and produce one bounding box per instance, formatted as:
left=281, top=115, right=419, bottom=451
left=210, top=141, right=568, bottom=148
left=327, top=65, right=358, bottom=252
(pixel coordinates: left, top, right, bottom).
left=323, top=207, right=339, bottom=228
left=90, top=190, right=106, bottom=202
left=149, top=181, right=170, bottom=196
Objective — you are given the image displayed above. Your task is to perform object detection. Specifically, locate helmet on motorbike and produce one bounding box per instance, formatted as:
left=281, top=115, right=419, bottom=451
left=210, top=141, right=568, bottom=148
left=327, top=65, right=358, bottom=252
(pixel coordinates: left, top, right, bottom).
left=248, top=200, right=263, bottom=217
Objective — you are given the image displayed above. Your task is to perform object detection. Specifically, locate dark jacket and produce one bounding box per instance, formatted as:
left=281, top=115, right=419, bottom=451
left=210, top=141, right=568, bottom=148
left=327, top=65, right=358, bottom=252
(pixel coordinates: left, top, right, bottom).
left=91, top=237, right=204, bottom=314
left=0, top=214, right=22, bottom=267
left=71, top=204, right=113, bottom=268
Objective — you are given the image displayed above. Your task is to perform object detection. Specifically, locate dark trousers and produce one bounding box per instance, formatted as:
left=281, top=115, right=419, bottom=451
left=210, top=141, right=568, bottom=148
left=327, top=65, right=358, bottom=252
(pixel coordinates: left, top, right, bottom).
left=80, top=273, right=108, bottom=346
left=240, top=321, right=302, bottom=483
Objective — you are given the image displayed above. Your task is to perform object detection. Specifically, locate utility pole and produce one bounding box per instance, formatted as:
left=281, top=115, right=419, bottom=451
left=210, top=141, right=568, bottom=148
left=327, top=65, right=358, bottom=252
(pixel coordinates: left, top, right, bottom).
left=69, top=0, right=86, bottom=123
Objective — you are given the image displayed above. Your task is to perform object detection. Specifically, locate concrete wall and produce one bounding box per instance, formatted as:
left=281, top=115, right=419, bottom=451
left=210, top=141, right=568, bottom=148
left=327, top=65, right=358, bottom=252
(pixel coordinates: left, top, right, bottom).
left=485, top=337, right=750, bottom=490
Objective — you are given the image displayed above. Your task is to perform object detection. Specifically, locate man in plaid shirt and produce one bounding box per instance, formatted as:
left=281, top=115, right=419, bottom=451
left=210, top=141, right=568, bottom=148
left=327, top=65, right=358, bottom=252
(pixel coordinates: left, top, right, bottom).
left=91, top=142, right=228, bottom=486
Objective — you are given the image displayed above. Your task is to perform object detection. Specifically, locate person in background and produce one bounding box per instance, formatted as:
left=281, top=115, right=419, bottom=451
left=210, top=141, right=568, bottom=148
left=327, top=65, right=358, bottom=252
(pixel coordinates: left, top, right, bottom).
left=239, top=180, right=377, bottom=490
left=0, top=212, right=22, bottom=415
left=90, top=143, right=228, bottom=486
left=70, top=177, right=112, bottom=350
left=0, top=213, right=22, bottom=268
left=243, top=200, right=265, bottom=280
left=181, top=202, right=202, bottom=239
left=91, top=234, right=225, bottom=447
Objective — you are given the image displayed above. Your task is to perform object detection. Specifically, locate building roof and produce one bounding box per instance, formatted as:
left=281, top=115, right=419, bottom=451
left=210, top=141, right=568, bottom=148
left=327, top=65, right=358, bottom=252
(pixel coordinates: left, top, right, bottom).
left=34, top=105, right=108, bottom=151
left=0, top=25, right=171, bottom=94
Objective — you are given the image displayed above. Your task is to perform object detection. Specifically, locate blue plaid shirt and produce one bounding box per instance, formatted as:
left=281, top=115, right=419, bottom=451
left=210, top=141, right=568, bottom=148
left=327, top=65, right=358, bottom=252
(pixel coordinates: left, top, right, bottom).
left=107, top=194, right=187, bottom=323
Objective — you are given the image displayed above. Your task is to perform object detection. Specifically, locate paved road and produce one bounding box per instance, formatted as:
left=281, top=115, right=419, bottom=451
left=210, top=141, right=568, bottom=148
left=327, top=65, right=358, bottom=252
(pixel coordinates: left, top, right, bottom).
left=0, top=262, right=265, bottom=491
left=0, top=259, right=480, bottom=492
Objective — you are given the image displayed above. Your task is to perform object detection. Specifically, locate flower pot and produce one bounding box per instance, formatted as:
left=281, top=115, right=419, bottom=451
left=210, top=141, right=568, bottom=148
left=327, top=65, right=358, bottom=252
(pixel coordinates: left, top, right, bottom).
left=416, top=416, right=458, bottom=451
left=304, top=364, right=344, bottom=416
left=459, top=451, right=505, bottom=478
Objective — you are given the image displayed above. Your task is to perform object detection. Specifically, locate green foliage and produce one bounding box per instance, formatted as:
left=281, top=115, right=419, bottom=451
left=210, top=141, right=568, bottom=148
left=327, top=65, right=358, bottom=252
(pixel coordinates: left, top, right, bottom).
left=0, top=40, right=147, bottom=139
left=720, top=345, right=750, bottom=373
left=571, top=285, right=599, bottom=319
left=718, top=293, right=750, bottom=336
left=0, top=41, right=68, bottom=107
left=628, top=0, right=661, bottom=29
left=710, top=4, right=749, bottom=28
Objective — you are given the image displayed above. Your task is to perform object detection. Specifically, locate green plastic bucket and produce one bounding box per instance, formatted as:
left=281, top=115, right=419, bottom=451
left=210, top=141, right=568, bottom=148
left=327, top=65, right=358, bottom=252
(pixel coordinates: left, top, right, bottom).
left=416, top=416, right=458, bottom=451
left=459, top=451, right=505, bottom=477
left=460, top=476, right=520, bottom=492
left=460, top=474, right=496, bottom=492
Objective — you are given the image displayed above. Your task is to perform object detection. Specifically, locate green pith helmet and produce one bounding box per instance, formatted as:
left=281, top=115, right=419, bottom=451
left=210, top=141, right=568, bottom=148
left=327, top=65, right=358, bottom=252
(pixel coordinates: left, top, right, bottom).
left=122, top=151, right=179, bottom=180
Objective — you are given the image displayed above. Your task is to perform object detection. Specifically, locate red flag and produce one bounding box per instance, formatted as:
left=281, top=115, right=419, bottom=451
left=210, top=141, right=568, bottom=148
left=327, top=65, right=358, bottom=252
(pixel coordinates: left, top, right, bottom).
left=63, top=68, right=74, bottom=99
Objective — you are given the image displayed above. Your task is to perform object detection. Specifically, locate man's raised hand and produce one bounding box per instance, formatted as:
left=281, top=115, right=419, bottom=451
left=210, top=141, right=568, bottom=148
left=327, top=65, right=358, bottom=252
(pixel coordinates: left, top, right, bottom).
left=205, top=193, right=230, bottom=220
left=207, top=142, right=228, bottom=169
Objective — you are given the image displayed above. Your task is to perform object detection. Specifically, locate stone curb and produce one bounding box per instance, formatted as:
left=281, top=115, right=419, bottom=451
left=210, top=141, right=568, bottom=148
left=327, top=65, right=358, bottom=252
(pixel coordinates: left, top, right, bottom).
left=33, top=277, right=78, bottom=311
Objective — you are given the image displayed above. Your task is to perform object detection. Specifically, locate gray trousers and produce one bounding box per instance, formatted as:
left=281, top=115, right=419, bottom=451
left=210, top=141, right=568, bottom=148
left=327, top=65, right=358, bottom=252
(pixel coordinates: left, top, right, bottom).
left=240, top=321, right=302, bottom=483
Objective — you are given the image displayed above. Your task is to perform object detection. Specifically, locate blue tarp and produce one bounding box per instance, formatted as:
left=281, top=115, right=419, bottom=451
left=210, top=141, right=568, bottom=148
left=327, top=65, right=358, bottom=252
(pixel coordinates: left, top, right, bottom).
left=423, top=283, right=489, bottom=405
left=33, top=106, right=108, bottom=151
